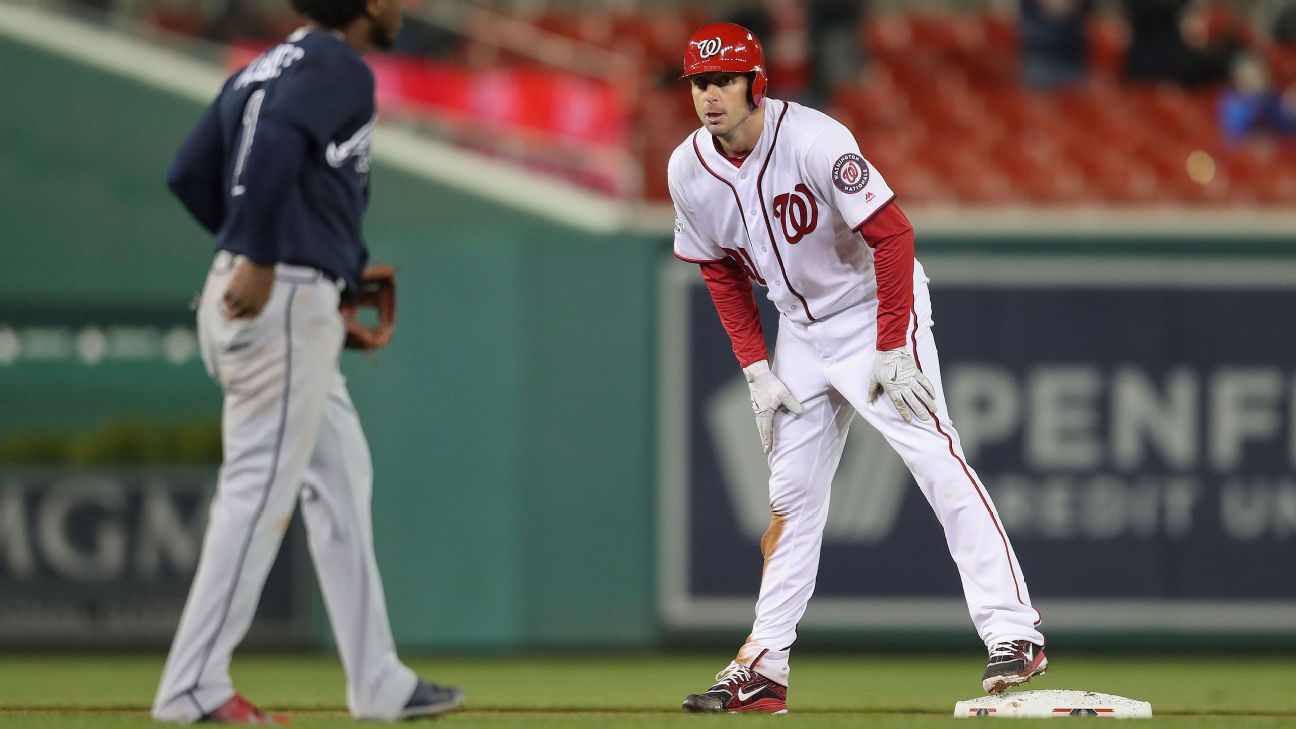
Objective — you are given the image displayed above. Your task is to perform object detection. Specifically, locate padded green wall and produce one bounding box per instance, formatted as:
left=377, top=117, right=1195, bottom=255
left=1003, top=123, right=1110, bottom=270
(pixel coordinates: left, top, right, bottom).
left=0, top=33, right=659, bottom=648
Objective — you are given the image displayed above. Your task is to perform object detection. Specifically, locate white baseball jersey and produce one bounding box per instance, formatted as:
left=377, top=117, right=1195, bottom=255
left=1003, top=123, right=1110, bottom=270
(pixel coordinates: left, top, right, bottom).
left=669, top=98, right=904, bottom=324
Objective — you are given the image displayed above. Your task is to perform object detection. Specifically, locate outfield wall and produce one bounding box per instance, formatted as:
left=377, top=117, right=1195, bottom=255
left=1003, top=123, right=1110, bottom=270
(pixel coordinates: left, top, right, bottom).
left=2, top=21, right=1295, bottom=651
left=0, top=26, right=661, bottom=649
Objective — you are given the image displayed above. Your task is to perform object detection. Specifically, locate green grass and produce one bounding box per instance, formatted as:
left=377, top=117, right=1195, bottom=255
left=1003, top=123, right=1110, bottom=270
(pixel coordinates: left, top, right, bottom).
left=2, top=653, right=1294, bottom=727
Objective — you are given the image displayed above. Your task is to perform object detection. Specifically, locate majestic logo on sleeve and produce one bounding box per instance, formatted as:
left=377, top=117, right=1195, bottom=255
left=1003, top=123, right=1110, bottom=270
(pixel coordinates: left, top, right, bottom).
left=697, top=37, right=724, bottom=59
left=326, top=115, right=376, bottom=173
left=832, top=153, right=870, bottom=194
left=771, top=183, right=819, bottom=244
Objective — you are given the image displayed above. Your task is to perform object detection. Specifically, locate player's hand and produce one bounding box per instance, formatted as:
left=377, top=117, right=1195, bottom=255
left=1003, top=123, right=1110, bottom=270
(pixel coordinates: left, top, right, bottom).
left=867, top=347, right=937, bottom=424
left=743, top=359, right=804, bottom=453
left=223, top=259, right=276, bottom=319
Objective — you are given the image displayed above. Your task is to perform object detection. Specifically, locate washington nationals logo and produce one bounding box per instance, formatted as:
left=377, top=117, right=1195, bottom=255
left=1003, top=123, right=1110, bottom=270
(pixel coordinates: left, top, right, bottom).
left=696, top=37, right=723, bottom=59
left=772, top=183, right=819, bottom=244
left=832, top=153, right=870, bottom=194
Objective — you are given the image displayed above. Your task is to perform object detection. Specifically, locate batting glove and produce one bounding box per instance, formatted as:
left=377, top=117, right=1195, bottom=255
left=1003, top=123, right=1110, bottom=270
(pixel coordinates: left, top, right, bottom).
left=867, top=347, right=937, bottom=424
left=743, top=359, right=804, bottom=453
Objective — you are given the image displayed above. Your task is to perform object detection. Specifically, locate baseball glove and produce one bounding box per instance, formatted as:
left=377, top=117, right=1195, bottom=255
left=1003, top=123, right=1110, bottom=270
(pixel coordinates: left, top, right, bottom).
left=340, top=264, right=396, bottom=350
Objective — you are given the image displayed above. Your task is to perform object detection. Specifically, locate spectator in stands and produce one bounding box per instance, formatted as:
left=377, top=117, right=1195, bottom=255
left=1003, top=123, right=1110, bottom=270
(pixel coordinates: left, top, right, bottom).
left=1274, top=1, right=1296, bottom=46
left=1123, top=0, right=1241, bottom=88
left=1020, top=0, right=1095, bottom=90
left=390, top=0, right=458, bottom=58
left=727, top=4, right=774, bottom=57
left=1219, top=51, right=1296, bottom=144
left=68, top=0, right=204, bottom=33
left=808, top=0, right=869, bottom=106
left=767, top=0, right=812, bottom=103
left=731, top=0, right=868, bottom=107
left=205, top=0, right=280, bottom=43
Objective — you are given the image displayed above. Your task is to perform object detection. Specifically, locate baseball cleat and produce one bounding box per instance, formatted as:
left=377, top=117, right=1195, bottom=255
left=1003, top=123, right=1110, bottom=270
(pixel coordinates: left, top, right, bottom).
left=398, top=679, right=465, bottom=720
left=681, top=660, right=788, bottom=714
left=982, top=640, right=1048, bottom=694
left=201, top=692, right=289, bottom=724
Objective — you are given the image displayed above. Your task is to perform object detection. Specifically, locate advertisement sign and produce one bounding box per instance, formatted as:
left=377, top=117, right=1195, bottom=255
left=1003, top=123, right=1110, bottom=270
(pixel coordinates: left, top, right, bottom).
left=0, top=469, right=309, bottom=646
left=658, top=254, right=1296, bottom=632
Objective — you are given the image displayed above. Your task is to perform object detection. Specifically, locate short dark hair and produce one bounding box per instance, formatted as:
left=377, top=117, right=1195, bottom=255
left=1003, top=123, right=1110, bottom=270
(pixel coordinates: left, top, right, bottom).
left=743, top=72, right=758, bottom=109
left=290, top=0, right=367, bottom=30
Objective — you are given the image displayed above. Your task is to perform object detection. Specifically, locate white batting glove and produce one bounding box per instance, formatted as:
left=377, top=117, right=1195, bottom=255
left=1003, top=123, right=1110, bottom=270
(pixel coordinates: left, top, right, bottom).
left=867, top=348, right=937, bottom=424
left=743, top=359, right=804, bottom=453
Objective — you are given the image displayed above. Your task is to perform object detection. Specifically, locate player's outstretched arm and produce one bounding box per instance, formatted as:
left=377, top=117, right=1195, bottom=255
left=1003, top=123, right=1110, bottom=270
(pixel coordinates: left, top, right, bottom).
left=856, top=202, right=915, bottom=352
left=699, top=260, right=767, bottom=367
left=854, top=202, right=935, bottom=423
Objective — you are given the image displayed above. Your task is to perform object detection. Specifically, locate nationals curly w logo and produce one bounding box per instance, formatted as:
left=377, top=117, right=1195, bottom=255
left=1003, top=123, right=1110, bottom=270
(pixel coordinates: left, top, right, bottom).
left=772, top=184, right=819, bottom=244
left=696, top=37, right=723, bottom=59
left=832, top=153, right=869, bottom=193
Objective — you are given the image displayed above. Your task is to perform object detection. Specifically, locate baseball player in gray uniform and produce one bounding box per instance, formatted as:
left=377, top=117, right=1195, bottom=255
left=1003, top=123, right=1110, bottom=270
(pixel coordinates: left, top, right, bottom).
left=152, top=0, right=461, bottom=722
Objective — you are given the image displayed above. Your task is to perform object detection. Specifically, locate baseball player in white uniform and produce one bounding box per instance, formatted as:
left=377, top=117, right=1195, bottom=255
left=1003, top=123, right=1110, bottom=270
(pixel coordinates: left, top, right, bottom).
left=671, top=24, right=1048, bottom=715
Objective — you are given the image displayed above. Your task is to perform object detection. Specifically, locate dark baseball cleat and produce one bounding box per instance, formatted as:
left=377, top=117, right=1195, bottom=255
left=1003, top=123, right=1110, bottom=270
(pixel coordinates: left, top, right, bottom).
left=982, top=640, right=1048, bottom=694
left=201, top=692, right=289, bottom=724
left=681, top=660, right=788, bottom=714
left=398, top=679, right=465, bottom=720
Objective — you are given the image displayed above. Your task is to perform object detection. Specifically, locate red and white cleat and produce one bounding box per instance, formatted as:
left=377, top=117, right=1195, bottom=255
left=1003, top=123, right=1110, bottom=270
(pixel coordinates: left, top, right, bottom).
left=681, top=660, right=788, bottom=714
left=202, top=693, right=290, bottom=724
left=982, top=640, right=1048, bottom=694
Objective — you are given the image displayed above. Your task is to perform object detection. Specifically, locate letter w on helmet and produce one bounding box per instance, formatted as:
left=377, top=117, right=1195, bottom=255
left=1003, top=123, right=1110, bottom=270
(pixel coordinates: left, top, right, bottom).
left=681, top=23, right=768, bottom=107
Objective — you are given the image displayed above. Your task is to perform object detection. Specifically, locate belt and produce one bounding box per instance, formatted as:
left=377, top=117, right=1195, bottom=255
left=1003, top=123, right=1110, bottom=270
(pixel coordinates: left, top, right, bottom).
left=213, top=251, right=344, bottom=289
left=283, top=260, right=342, bottom=285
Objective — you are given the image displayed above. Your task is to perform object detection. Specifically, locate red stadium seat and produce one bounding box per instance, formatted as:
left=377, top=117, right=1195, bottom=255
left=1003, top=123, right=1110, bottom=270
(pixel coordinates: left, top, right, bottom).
left=460, top=7, right=1296, bottom=206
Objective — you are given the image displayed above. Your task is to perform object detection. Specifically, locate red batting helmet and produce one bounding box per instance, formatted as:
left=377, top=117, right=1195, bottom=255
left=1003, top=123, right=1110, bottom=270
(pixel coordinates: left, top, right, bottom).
left=681, top=23, right=768, bottom=107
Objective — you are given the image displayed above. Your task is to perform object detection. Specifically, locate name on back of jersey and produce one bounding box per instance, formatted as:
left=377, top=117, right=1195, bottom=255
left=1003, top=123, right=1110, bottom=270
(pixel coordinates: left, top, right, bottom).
left=235, top=44, right=306, bottom=90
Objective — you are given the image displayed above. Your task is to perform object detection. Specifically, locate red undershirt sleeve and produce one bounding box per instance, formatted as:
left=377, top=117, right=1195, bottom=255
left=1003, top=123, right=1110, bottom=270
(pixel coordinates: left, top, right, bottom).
left=855, top=201, right=915, bottom=351
left=699, top=259, right=768, bottom=368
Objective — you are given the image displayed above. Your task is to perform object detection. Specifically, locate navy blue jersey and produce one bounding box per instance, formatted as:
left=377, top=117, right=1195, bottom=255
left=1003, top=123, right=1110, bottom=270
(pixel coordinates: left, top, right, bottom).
left=168, top=28, right=375, bottom=293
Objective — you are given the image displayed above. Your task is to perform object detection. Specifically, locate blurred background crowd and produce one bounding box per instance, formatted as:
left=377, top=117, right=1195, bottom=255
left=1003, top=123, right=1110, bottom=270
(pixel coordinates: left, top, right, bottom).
left=51, top=0, right=1296, bottom=206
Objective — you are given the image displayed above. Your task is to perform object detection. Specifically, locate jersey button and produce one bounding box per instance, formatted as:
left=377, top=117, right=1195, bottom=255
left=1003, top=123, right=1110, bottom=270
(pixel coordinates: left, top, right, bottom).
left=740, top=172, right=748, bottom=179
left=749, top=209, right=757, bottom=216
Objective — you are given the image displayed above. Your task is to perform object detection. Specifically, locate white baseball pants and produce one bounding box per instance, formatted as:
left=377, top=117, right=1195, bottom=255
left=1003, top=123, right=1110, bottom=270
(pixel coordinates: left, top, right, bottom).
left=153, top=254, right=416, bottom=721
left=736, top=271, right=1044, bottom=685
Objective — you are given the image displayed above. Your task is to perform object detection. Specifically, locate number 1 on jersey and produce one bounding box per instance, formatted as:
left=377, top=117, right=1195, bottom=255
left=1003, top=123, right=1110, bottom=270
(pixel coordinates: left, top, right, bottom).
left=230, top=89, right=266, bottom=197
